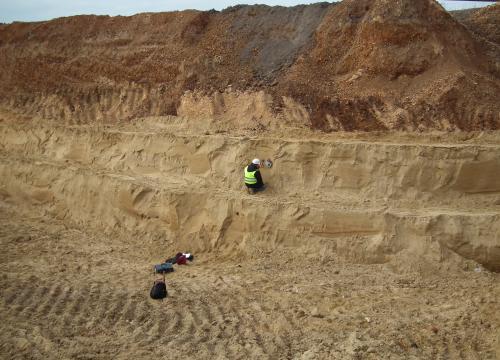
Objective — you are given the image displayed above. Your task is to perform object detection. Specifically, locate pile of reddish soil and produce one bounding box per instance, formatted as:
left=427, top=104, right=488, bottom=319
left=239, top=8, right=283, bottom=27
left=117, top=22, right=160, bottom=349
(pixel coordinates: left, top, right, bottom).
left=281, top=0, right=500, bottom=130
left=452, top=4, right=500, bottom=45
left=0, top=0, right=498, bottom=130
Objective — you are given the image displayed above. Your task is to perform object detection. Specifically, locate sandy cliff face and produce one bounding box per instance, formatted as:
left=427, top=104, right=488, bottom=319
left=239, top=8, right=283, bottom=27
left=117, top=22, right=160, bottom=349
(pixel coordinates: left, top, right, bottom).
left=0, top=0, right=498, bottom=130
left=1, top=114, right=500, bottom=271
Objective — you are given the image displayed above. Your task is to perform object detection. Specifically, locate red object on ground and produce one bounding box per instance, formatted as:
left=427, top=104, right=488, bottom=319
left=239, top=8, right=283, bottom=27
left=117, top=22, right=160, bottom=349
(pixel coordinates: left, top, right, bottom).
left=176, top=255, right=187, bottom=265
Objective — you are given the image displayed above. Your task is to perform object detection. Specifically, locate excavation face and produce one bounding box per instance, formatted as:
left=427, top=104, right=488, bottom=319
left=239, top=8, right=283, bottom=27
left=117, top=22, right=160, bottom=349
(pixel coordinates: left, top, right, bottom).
left=0, top=1, right=499, bottom=359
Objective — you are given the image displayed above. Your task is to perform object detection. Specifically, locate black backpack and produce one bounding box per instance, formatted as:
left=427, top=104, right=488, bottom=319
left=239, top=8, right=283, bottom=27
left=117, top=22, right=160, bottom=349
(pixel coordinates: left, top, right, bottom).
left=150, top=279, right=168, bottom=300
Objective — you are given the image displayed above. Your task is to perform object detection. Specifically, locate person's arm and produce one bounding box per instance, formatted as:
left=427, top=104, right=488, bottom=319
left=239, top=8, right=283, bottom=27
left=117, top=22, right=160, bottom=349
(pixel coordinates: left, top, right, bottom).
left=255, top=170, right=263, bottom=186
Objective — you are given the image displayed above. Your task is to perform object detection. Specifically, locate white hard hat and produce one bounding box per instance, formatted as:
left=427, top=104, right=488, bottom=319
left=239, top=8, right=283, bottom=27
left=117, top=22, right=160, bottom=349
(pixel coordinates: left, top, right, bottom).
left=252, top=158, right=261, bottom=165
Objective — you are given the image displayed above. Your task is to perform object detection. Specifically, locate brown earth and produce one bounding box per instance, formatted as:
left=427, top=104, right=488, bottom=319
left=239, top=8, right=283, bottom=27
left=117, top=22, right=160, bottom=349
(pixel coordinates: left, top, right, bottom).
left=452, top=4, right=500, bottom=45
left=1, top=0, right=500, bottom=359
left=0, top=0, right=499, bottom=130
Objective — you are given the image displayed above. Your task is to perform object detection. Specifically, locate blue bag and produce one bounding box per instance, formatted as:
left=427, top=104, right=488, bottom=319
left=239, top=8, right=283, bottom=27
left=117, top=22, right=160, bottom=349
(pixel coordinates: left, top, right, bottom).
left=154, top=262, right=174, bottom=274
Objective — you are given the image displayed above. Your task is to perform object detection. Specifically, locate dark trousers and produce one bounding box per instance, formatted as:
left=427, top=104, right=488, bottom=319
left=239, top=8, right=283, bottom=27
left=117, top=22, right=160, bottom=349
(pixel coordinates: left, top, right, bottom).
left=246, top=184, right=266, bottom=193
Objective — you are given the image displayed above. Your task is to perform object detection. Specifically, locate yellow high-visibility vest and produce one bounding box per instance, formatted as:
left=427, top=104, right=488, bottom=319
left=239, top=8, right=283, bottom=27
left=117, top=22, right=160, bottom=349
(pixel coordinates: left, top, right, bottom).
left=244, top=166, right=257, bottom=184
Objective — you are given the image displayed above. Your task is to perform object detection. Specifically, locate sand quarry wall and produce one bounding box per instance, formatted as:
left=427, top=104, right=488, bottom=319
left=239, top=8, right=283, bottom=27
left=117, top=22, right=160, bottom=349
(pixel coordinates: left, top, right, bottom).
left=1, top=121, right=499, bottom=271
left=0, top=0, right=499, bottom=131
left=0, top=0, right=499, bottom=273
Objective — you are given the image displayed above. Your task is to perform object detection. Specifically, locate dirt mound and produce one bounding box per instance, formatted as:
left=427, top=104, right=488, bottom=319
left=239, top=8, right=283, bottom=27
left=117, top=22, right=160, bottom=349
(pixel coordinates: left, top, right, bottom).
left=0, top=4, right=331, bottom=123
left=299, top=0, right=480, bottom=77
left=0, top=0, right=498, bottom=131
left=279, top=0, right=500, bottom=130
left=452, top=4, right=500, bottom=46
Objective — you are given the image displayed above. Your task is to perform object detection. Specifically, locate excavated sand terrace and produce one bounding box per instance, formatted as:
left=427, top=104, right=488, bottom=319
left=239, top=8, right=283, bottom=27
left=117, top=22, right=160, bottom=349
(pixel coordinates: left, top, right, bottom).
left=1, top=108, right=499, bottom=359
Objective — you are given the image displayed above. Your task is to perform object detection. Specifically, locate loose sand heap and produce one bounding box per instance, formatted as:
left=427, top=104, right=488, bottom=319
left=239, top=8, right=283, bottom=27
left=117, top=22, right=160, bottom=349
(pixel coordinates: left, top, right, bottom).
left=0, top=0, right=499, bottom=359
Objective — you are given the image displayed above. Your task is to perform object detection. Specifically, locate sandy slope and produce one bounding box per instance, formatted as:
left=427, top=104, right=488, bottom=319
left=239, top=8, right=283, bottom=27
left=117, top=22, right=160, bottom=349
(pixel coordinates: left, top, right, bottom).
left=1, top=110, right=499, bottom=270
left=1, top=198, right=499, bottom=359
left=1, top=108, right=500, bottom=358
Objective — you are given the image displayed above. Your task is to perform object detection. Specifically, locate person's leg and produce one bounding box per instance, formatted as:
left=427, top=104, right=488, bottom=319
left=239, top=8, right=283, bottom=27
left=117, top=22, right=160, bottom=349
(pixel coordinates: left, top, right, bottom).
left=254, top=184, right=266, bottom=192
left=246, top=184, right=266, bottom=194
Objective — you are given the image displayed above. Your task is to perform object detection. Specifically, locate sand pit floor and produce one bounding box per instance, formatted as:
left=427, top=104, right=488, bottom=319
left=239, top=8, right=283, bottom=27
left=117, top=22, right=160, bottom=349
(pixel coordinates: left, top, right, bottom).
left=0, top=202, right=499, bottom=359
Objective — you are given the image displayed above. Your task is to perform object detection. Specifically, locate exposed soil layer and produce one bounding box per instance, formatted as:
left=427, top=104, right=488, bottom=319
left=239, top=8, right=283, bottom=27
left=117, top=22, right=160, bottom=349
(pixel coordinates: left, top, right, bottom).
left=0, top=0, right=499, bottom=131
left=452, top=5, right=500, bottom=45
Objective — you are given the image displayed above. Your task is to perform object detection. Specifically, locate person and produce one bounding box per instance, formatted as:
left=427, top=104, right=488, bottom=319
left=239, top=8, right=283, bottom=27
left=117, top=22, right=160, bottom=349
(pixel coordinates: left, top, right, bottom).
left=244, top=158, right=265, bottom=193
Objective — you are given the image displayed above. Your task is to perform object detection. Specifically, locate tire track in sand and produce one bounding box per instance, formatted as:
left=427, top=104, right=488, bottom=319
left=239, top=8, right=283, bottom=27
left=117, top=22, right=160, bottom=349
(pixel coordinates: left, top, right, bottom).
left=1, top=266, right=300, bottom=359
